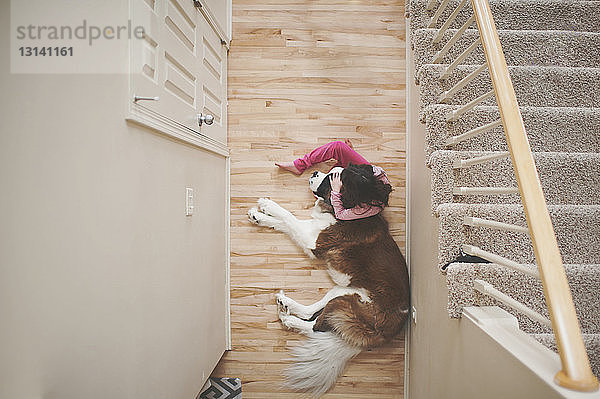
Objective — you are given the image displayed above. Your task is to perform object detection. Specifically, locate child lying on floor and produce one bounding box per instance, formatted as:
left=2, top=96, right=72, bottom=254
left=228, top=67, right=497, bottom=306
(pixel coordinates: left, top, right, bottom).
left=276, top=140, right=392, bottom=220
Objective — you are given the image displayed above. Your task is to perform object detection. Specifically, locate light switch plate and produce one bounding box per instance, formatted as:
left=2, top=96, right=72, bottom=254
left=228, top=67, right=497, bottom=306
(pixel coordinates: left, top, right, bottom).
left=185, top=187, right=194, bottom=216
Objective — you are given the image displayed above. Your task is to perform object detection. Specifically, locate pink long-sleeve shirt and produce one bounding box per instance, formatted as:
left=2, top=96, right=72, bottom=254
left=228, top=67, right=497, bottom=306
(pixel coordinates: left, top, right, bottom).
left=330, top=166, right=390, bottom=220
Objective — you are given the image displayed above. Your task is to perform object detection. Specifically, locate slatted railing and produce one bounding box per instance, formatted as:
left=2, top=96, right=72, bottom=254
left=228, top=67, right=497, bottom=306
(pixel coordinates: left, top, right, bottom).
left=426, top=0, right=599, bottom=392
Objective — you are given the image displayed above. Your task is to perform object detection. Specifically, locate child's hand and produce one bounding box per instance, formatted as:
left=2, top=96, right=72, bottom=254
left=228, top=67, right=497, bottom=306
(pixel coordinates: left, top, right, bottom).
left=329, top=172, right=342, bottom=192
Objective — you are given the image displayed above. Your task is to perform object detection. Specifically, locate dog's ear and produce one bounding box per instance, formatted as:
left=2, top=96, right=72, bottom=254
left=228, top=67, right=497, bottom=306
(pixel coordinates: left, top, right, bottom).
left=314, top=178, right=332, bottom=205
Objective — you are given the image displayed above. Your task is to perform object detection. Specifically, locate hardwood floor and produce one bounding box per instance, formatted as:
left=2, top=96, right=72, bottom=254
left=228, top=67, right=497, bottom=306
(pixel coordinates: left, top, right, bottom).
left=212, top=1, right=407, bottom=397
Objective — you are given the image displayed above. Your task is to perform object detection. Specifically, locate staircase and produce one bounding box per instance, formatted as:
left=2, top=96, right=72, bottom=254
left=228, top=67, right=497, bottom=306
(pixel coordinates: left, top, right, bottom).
left=407, top=0, right=600, bottom=386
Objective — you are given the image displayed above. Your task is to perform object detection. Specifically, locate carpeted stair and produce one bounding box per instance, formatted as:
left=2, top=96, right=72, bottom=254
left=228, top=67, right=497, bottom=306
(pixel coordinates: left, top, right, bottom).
left=407, top=0, right=600, bottom=33
left=422, top=105, right=600, bottom=158
left=412, top=29, right=600, bottom=72
left=437, top=204, right=600, bottom=269
left=409, top=0, right=600, bottom=379
left=429, top=151, right=600, bottom=210
left=418, top=65, right=600, bottom=109
left=447, top=263, right=600, bottom=333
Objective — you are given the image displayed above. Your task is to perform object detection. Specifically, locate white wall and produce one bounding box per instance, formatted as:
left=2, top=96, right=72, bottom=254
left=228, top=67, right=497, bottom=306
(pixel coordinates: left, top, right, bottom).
left=0, top=5, right=228, bottom=398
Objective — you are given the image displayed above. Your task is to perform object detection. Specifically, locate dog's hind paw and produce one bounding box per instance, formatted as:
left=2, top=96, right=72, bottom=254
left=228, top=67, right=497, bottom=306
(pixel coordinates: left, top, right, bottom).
left=279, top=313, right=296, bottom=330
left=276, top=290, right=291, bottom=316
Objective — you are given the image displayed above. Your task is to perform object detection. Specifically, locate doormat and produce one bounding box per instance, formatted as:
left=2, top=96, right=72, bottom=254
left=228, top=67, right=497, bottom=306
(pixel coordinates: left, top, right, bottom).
left=198, top=378, right=241, bottom=399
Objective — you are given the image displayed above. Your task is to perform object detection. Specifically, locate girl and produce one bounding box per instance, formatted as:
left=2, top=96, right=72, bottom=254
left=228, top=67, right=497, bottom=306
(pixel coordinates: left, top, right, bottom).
left=276, top=140, right=392, bottom=220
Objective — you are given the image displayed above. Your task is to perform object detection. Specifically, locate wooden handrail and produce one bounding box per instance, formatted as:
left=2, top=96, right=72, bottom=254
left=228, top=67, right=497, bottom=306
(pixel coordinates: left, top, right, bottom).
left=470, top=0, right=599, bottom=392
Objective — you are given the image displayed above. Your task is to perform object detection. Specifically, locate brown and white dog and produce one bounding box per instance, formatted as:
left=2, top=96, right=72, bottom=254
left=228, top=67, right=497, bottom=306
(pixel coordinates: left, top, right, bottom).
left=248, top=168, right=410, bottom=397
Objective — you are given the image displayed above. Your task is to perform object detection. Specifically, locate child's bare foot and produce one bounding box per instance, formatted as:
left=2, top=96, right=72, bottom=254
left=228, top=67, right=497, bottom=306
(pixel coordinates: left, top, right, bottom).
left=344, top=139, right=354, bottom=149
left=275, top=161, right=302, bottom=175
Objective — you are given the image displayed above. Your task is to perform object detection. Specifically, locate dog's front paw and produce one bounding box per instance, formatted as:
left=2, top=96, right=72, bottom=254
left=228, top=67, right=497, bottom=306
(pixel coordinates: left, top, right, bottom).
left=248, top=207, right=262, bottom=225
left=257, top=197, right=276, bottom=216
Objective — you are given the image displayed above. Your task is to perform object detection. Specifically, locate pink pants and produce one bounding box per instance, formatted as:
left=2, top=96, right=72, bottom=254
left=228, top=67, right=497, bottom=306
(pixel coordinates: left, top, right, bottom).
left=293, top=141, right=369, bottom=174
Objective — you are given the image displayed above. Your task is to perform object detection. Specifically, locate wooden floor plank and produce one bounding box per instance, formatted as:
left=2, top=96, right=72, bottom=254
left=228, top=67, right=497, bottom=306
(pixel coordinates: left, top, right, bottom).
left=213, top=0, right=407, bottom=396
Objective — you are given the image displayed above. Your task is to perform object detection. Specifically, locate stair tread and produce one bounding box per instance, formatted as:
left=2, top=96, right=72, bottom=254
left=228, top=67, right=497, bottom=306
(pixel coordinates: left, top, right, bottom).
left=429, top=150, right=600, bottom=209
left=415, top=28, right=600, bottom=35
left=418, top=64, right=600, bottom=109
left=412, top=28, right=600, bottom=71
left=533, top=333, right=600, bottom=339
left=446, top=262, right=600, bottom=335
left=425, top=104, right=600, bottom=112
left=432, top=149, right=600, bottom=157
left=422, top=104, right=600, bottom=156
left=437, top=203, right=600, bottom=270
left=408, top=0, right=600, bottom=33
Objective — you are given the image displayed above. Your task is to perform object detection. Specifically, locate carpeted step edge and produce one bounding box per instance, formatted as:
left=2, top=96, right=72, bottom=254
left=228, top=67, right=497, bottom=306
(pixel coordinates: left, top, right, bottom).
left=421, top=105, right=600, bottom=157
left=411, top=28, right=600, bottom=79
left=446, top=262, right=600, bottom=335
left=437, top=203, right=600, bottom=268
left=408, top=0, right=600, bottom=34
left=417, top=65, right=600, bottom=114
left=429, top=150, right=600, bottom=210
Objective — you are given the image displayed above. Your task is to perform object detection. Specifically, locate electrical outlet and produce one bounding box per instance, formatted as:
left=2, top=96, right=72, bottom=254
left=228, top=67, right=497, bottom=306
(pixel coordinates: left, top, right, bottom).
left=185, top=187, right=194, bottom=216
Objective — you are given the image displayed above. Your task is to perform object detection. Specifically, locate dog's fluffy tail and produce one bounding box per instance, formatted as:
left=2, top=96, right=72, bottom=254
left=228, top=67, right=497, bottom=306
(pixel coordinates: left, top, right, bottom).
left=285, top=332, right=362, bottom=397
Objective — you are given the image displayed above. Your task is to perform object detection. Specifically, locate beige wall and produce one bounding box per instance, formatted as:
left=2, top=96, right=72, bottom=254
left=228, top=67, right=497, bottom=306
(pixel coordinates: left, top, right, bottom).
left=405, top=26, right=563, bottom=399
left=0, top=5, right=228, bottom=398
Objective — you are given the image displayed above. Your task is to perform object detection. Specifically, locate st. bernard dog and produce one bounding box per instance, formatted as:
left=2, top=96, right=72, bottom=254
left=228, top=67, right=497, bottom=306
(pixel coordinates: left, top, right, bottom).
left=248, top=167, right=410, bottom=397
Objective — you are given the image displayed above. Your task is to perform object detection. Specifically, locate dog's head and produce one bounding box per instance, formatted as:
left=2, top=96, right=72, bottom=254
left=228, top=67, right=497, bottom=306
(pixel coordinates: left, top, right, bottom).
left=309, top=167, right=343, bottom=203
